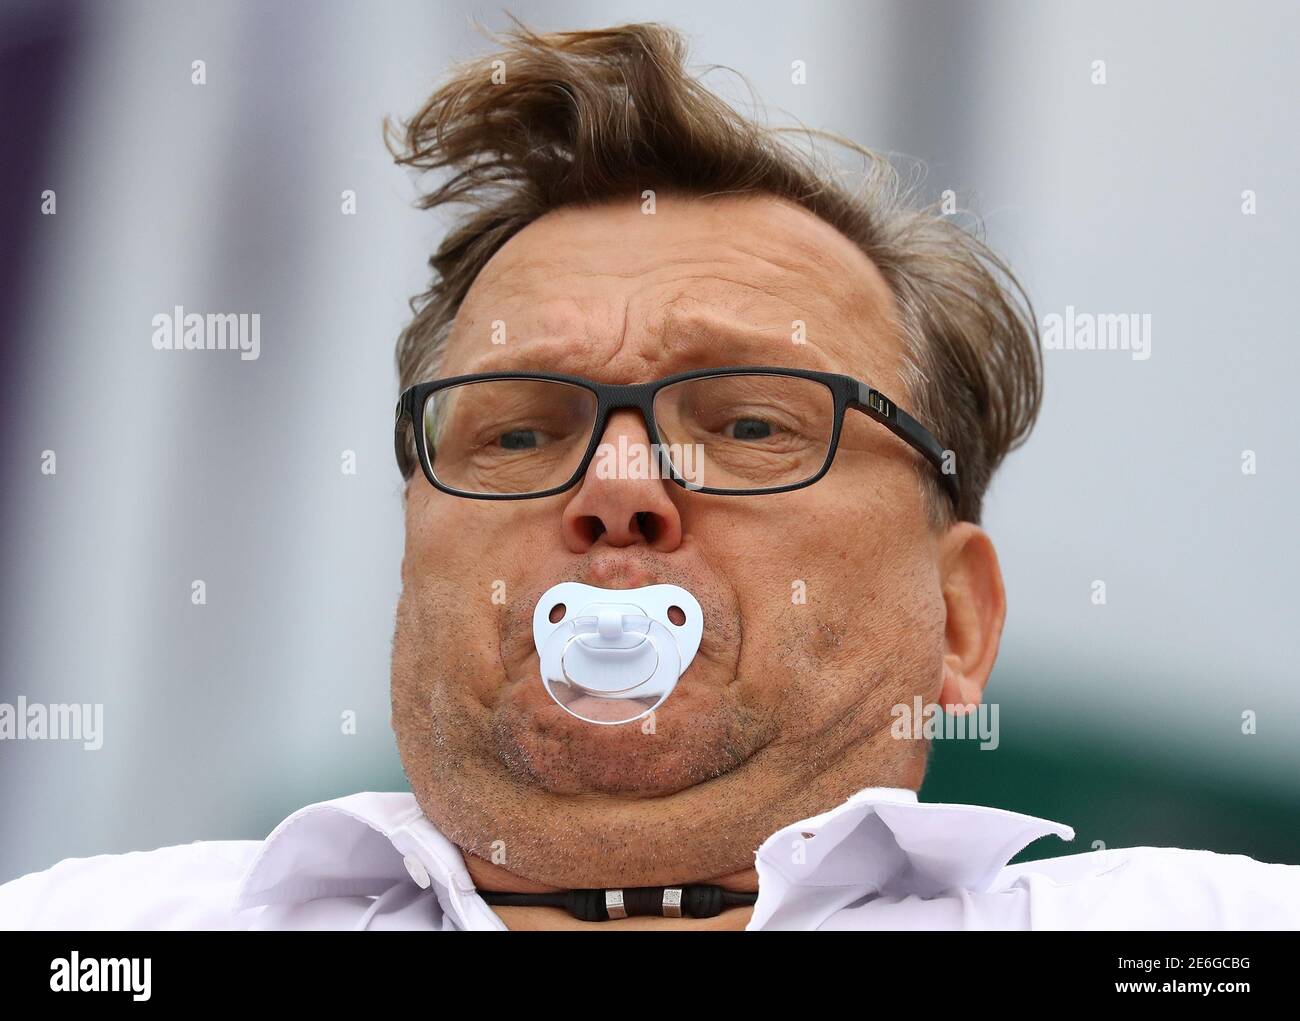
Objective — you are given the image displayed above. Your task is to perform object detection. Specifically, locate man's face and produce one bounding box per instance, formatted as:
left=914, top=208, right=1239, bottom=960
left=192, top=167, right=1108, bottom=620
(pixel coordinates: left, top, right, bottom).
left=391, top=192, right=951, bottom=888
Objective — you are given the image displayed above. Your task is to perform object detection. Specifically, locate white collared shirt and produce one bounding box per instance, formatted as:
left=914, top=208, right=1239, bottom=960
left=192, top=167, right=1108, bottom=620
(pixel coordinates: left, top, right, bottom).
left=2, top=788, right=1297, bottom=929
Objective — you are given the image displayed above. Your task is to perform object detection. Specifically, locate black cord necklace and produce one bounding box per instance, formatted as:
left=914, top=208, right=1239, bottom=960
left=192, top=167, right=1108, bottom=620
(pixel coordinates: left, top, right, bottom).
left=478, top=884, right=757, bottom=921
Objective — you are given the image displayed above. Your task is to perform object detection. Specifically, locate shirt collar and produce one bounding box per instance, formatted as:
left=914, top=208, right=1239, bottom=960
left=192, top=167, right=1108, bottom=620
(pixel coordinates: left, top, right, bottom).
left=233, top=792, right=507, bottom=929
left=748, top=787, right=1074, bottom=928
left=234, top=788, right=1074, bottom=927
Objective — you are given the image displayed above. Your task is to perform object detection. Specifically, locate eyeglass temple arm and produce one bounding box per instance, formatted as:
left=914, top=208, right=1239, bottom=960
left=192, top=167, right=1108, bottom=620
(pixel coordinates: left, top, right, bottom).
left=851, top=383, right=959, bottom=508
left=394, top=389, right=416, bottom=479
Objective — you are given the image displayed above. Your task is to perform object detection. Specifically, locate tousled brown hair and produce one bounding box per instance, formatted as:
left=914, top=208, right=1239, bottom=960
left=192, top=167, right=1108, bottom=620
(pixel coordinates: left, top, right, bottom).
left=387, top=18, right=1041, bottom=524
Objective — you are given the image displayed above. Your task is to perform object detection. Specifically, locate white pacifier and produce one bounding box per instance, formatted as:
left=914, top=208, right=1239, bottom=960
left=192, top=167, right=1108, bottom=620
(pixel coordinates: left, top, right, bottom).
left=532, top=582, right=704, bottom=725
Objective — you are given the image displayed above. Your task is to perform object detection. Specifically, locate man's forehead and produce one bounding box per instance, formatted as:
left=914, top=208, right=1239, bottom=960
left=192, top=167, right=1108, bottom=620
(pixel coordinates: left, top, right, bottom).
left=440, top=192, right=902, bottom=381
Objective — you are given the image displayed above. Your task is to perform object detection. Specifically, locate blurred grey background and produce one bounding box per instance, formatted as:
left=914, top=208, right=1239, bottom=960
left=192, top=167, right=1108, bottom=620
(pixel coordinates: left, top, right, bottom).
left=2, top=0, right=1297, bottom=884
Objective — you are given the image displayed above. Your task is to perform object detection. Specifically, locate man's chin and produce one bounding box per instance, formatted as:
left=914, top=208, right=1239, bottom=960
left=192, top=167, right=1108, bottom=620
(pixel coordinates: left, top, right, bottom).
left=489, top=676, right=759, bottom=797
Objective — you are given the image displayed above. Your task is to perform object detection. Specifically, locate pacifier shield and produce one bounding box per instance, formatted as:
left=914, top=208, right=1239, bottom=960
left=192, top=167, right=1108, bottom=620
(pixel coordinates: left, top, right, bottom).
left=532, top=582, right=703, bottom=725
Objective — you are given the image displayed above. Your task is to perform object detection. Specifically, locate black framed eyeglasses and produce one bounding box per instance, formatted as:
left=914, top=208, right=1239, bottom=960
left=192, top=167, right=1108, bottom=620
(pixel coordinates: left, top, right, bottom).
left=394, top=366, right=957, bottom=507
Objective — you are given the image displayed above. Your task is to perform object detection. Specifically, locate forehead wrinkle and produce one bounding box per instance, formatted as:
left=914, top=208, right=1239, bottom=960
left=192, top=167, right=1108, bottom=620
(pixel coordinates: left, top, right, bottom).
left=455, top=266, right=879, bottom=380
left=650, top=303, right=836, bottom=373
left=478, top=215, right=871, bottom=315
left=628, top=236, right=896, bottom=374
left=450, top=203, right=900, bottom=382
left=459, top=322, right=823, bottom=379
left=642, top=275, right=884, bottom=379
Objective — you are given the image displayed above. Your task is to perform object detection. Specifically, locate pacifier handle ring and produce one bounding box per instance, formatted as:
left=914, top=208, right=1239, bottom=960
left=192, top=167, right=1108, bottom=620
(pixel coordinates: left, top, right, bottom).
left=559, top=631, right=660, bottom=696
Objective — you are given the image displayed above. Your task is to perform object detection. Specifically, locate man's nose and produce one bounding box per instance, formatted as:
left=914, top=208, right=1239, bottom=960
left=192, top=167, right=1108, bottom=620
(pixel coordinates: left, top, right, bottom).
left=560, top=409, right=684, bottom=553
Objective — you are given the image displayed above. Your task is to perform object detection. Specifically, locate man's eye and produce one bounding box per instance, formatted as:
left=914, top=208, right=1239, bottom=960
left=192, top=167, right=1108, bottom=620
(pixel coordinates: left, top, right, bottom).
left=724, top=418, right=774, bottom=441
left=498, top=429, right=540, bottom=450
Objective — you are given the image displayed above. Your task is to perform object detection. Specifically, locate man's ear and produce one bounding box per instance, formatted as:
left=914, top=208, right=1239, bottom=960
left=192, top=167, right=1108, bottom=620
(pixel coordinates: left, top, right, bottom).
left=937, top=522, right=1006, bottom=710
